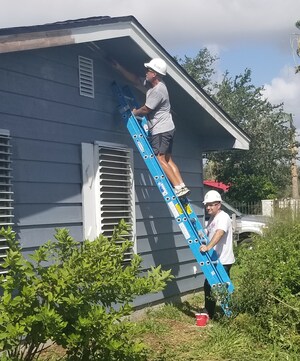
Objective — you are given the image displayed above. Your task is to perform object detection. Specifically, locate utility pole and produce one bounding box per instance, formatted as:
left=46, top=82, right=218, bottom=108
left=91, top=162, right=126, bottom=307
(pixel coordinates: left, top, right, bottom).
left=289, top=114, right=299, bottom=199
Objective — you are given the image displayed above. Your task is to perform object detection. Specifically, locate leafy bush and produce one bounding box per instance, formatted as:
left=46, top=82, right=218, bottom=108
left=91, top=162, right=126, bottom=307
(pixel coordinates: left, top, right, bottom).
left=0, top=221, right=173, bottom=360
left=232, top=211, right=300, bottom=353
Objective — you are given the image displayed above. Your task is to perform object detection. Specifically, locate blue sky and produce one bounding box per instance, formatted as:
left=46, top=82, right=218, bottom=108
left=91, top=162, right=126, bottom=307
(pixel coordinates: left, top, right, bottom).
left=218, top=44, right=292, bottom=87
left=1, top=0, right=300, bottom=129
left=169, top=41, right=294, bottom=88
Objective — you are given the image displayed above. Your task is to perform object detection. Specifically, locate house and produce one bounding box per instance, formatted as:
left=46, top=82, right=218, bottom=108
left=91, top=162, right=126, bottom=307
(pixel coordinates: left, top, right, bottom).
left=0, top=16, right=249, bottom=307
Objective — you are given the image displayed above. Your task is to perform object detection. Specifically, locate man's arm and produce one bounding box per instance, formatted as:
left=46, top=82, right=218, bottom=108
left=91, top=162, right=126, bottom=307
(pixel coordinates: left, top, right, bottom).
left=200, top=229, right=225, bottom=253
left=111, top=59, right=146, bottom=93
left=132, top=105, right=152, bottom=117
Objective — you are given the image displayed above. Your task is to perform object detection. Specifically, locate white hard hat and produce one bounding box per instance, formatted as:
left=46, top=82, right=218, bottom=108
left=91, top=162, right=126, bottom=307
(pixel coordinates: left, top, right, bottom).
left=144, top=58, right=167, bottom=76
left=203, top=190, right=222, bottom=204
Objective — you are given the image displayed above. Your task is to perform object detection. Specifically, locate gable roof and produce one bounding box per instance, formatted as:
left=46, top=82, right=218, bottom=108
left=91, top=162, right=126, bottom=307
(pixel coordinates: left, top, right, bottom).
left=0, top=15, right=250, bottom=151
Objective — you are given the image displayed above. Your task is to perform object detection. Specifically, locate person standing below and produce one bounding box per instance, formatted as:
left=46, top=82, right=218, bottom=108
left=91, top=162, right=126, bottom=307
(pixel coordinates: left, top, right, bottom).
left=200, top=190, right=235, bottom=319
left=111, top=57, right=190, bottom=198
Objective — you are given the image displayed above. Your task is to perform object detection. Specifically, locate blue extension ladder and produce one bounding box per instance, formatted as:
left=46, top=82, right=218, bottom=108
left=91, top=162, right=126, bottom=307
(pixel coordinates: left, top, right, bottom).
left=112, top=81, right=234, bottom=316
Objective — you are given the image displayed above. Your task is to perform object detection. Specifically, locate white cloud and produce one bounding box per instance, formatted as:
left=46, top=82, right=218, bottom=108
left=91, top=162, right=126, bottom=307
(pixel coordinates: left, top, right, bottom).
left=262, top=66, right=300, bottom=128
left=1, top=1, right=299, bottom=62
left=1, top=1, right=299, bottom=46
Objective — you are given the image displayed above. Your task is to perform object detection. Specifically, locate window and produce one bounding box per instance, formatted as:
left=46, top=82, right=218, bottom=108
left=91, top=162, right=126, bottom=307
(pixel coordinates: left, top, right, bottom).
left=82, top=142, right=136, bottom=261
left=78, top=56, right=94, bottom=98
left=0, top=129, right=13, bottom=273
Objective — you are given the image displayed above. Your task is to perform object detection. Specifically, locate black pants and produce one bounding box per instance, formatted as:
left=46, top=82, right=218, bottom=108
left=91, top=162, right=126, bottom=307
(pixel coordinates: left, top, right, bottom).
left=204, top=264, right=232, bottom=319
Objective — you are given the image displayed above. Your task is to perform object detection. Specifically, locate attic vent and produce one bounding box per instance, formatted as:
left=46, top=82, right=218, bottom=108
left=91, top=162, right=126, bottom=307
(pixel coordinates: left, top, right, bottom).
left=98, top=146, right=135, bottom=262
left=0, top=130, right=13, bottom=274
left=78, top=56, right=94, bottom=98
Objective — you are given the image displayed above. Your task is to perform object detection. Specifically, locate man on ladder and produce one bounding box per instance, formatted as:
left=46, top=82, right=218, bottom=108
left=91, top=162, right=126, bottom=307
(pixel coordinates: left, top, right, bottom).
left=111, top=57, right=190, bottom=198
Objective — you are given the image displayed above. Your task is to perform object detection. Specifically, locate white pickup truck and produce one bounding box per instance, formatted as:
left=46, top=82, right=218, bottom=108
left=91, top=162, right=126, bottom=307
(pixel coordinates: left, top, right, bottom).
left=221, top=201, right=268, bottom=245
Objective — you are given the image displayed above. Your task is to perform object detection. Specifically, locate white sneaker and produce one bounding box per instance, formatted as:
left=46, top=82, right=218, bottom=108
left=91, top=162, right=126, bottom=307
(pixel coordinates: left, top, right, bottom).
left=175, top=186, right=191, bottom=198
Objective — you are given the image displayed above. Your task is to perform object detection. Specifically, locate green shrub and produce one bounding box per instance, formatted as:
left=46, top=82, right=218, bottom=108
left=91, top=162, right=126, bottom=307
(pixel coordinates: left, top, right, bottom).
left=0, top=221, right=173, bottom=360
left=232, top=212, right=300, bottom=353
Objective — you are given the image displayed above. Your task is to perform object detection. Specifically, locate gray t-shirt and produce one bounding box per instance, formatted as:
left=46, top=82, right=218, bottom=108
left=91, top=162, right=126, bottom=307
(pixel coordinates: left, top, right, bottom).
left=145, top=81, right=175, bottom=135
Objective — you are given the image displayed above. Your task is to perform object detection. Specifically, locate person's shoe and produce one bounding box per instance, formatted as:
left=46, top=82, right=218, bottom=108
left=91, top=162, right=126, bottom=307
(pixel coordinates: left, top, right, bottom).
left=175, top=186, right=191, bottom=198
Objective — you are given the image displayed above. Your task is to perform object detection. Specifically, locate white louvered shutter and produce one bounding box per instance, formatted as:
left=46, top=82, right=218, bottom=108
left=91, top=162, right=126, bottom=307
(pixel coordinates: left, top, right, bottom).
left=0, top=130, right=13, bottom=273
left=98, top=145, right=135, bottom=262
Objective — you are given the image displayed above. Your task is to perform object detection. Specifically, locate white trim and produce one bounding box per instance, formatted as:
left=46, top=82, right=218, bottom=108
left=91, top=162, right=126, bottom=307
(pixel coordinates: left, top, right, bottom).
left=0, top=129, right=13, bottom=273
left=71, top=23, right=132, bottom=44
left=0, top=129, right=10, bottom=136
left=81, top=143, right=100, bottom=240
left=128, top=147, right=137, bottom=254
left=81, top=142, right=136, bottom=256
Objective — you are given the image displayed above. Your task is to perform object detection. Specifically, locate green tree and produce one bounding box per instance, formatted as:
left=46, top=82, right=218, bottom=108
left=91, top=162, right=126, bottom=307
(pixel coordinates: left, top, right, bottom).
left=175, top=48, right=218, bottom=92
left=210, top=69, right=292, bottom=202
left=178, top=48, right=294, bottom=202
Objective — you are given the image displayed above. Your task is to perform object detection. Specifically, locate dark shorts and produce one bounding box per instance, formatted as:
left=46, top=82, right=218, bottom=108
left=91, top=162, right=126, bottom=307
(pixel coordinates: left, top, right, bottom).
left=149, top=129, right=175, bottom=155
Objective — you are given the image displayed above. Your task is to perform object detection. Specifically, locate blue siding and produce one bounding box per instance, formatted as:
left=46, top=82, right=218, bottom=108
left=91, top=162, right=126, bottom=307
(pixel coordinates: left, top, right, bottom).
left=0, top=43, right=206, bottom=306
left=0, top=44, right=131, bottom=245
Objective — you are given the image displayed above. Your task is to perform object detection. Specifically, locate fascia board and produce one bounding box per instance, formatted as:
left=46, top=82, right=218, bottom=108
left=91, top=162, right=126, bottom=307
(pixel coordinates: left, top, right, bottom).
left=0, top=22, right=132, bottom=53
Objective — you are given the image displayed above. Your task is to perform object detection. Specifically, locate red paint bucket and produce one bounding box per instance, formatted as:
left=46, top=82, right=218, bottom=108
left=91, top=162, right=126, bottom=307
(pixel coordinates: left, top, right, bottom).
left=195, top=313, right=209, bottom=327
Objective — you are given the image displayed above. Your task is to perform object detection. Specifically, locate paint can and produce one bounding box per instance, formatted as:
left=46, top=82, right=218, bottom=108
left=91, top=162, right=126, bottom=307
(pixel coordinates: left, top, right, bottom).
left=195, top=312, right=209, bottom=327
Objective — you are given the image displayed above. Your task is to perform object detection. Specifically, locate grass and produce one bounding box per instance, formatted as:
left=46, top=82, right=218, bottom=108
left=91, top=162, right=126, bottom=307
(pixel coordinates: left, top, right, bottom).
left=39, top=291, right=299, bottom=361
left=130, top=290, right=300, bottom=361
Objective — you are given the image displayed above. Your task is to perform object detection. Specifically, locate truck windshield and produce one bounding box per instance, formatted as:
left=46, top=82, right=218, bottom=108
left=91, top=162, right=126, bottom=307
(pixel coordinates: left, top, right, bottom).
left=221, top=201, right=243, bottom=217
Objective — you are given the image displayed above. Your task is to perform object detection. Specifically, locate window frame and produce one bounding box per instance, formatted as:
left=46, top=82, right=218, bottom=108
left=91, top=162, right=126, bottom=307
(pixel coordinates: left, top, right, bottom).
left=0, top=129, right=14, bottom=273
left=81, top=141, right=136, bottom=255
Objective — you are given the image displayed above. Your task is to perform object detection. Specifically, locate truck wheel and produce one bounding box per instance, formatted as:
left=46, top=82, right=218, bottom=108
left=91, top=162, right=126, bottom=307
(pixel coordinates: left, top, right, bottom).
left=238, top=238, right=253, bottom=250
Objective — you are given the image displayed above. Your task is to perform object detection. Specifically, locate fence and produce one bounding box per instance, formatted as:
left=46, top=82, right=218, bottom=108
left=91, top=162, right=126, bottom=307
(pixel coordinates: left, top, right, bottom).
left=225, top=201, right=262, bottom=215
left=219, top=198, right=300, bottom=216
left=262, top=198, right=300, bottom=217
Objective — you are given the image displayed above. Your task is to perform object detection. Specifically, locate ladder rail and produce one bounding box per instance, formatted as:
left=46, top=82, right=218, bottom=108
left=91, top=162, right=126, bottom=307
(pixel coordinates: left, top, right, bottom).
left=113, top=81, right=232, bottom=284
left=127, top=112, right=229, bottom=284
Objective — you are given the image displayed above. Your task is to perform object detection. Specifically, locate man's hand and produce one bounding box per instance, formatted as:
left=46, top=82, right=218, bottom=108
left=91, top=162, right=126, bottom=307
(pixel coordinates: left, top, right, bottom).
left=110, top=57, right=121, bottom=70
left=200, top=229, right=225, bottom=253
left=132, top=105, right=151, bottom=117
left=200, top=244, right=209, bottom=253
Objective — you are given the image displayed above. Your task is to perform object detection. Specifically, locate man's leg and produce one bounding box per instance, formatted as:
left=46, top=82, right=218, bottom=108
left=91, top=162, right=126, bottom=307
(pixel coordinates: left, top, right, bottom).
left=150, top=130, right=190, bottom=196
left=164, top=154, right=185, bottom=185
left=204, top=278, right=216, bottom=319
left=151, top=131, right=180, bottom=186
left=157, top=153, right=181, bottom=186
left=204, top=264, right=232, bottom=319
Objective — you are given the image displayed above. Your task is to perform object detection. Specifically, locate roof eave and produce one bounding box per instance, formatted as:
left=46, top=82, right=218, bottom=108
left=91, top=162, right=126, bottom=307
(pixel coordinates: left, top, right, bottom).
left=0, top=16, right=250, bottom=150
